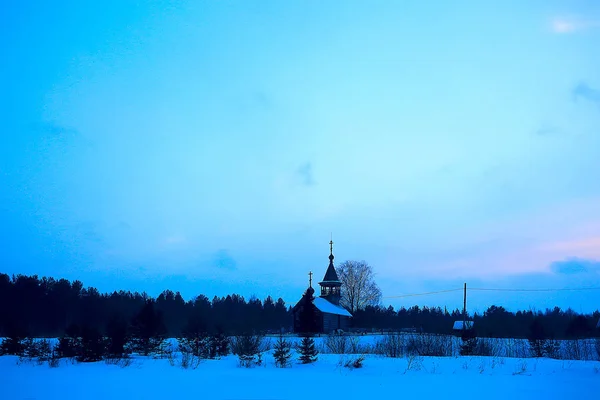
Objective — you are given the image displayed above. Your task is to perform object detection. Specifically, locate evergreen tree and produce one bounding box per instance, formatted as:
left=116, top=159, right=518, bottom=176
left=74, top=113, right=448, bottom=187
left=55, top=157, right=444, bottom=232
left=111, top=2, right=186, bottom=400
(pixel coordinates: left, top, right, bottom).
left=179, top=318, right=210, bottom=358
left=130, top=300, right=166, bottom=356
left=273, top=334, right=292, bottom=368
left=56, top=323, right=80, bottom=359
left=459, top=329, right=478, bottom=356
left=0, top=321, right=27, bottom=356
left=298, top=335, right=318, bottom=364
left=77, top=325, right=106, bottom=362
left=106, top=316, right=130, bottom=358
left=527, top=317, right=547, bottom=357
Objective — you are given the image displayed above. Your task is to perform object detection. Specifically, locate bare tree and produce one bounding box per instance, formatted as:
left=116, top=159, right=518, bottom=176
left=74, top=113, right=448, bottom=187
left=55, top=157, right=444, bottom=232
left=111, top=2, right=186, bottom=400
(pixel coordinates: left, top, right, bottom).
left=336, top=260, right=382, bottom=313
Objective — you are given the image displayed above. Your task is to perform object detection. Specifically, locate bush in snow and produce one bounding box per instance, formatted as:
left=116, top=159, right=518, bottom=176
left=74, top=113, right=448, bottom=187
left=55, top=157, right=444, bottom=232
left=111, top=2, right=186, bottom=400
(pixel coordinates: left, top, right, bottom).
left=209, top=331, right=230, bottom=358
left=374, top=333, right=403, bottom=358
left=505, top=338, right=530, bottom=359
left=471, top=338, right=498, bottom=357
left=273, top=335, right=292, bottom=368
left=404, top=353, right=423, bottom=373
left=325, top=333, right=349, bottom=354
left=231, top=334, right=265, bottom=368
left=298, top=335, right=318, bottom=364
left=324, top=334, right=363, bottom=354
left=231, top=334, right=265, bottom=356
left=104, top=356, right=133, bottom=368
left=179, top=350, right=202, bottom=370
left=48, top=349, right=61, bottom=368
left=238, top=353, right=263, bottom=368
left=1, top=336, right=24, bottom=356
left=340, top=354, right=365, bottom=369
left=563, top=339, right=594, bottom=361
left=513, top=359, right=528, bottom=375
left=178, top=336, right=209, bottom=358
left=542, top=339, right=561, bottom=359
left=406, top=334, right=452, bottom=357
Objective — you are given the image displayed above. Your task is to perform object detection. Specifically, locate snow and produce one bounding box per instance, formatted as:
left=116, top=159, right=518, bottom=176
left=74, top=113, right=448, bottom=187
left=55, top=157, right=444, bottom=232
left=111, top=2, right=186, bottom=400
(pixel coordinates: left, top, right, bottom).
left=453, top=320, right=474, bottom=330
left=1, top=353, right=598, bottom=400
left=313, top=297, right=352, bottom=317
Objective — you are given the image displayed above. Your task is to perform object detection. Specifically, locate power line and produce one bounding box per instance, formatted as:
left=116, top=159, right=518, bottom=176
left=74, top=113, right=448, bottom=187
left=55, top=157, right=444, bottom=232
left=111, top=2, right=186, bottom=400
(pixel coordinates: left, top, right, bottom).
left=383, top=286, right=600, bottom=299
left=469, top=287, right=600, bottom=293
left=383, top=288, right=462, bottom=299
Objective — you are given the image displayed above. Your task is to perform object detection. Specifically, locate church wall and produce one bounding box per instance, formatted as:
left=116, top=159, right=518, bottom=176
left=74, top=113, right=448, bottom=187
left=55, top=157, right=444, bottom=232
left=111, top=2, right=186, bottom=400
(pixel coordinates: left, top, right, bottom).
left=322, top=313, right=350, bottom=333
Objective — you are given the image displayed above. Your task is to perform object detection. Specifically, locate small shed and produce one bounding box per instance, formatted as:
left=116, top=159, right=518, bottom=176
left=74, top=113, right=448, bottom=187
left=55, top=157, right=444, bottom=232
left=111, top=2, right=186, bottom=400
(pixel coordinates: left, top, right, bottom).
left=453, top=320, right=474, bottom=331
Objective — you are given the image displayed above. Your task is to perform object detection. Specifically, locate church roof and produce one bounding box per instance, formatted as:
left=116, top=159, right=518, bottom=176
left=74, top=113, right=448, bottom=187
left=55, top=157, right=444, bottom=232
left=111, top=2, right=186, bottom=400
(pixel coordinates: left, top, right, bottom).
left=321, top=260, right=340, bottom=283
left=313, top=297, right=352, bottom=317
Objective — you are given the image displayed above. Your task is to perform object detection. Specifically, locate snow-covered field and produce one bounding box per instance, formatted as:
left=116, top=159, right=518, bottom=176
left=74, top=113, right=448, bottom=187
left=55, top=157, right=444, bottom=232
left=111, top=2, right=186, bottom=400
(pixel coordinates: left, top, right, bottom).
left=1, top=352, right=599, bottom=400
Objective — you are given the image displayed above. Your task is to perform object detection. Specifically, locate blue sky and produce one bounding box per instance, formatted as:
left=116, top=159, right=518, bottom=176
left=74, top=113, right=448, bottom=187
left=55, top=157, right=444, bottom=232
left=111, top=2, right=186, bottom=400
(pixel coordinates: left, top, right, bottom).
left=2, top=1, right=600, bottom=313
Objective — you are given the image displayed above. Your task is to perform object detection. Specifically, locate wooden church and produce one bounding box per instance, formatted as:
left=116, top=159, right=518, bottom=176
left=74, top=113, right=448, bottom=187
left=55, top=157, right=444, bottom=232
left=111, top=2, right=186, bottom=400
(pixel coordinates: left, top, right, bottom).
left=292, top=241, right=352, bottom=334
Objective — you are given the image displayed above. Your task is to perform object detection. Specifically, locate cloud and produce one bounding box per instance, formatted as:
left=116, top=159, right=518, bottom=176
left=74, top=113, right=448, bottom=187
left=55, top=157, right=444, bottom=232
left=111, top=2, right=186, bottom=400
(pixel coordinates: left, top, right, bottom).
left=213, top=249, right=237, bottom=270
left=296, top=162, right=315, bottom=186
left=539, top=237, right=600, bottom=257
left=534, top=126, right=561, bottom=136
left=573, top=82, right=600, bottom=106
left=551, top=17, right=600, bottom=34
left=550, top=258, right=600, bottom=275
left=164, top=235, right=187, bottom=245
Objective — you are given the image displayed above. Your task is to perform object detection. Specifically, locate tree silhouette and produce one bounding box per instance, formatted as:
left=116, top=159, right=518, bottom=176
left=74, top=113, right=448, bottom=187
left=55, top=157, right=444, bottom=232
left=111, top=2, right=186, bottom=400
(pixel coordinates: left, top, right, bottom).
left=336, top=260, right=382, bottom=313
left=298, top=335, right=318, bottom=364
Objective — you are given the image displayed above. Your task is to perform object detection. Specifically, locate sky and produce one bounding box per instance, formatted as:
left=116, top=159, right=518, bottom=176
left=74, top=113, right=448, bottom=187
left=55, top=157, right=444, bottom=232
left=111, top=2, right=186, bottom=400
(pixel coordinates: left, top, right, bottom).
left=1, top=0, right=600, bottom=313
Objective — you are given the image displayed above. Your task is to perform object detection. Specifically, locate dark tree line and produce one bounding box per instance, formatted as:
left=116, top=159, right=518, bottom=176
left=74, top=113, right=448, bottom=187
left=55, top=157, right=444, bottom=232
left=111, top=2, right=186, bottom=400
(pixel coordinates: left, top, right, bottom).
left=1, top=273, right=598, bottom=340
left=353, top=304, right=600, bottom=339
left=0, top=273, right=290, bottom=338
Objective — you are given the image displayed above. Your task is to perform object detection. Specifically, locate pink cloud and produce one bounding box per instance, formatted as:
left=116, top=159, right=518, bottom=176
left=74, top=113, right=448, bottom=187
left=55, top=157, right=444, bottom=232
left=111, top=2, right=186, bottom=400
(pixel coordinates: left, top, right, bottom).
left=538, top=237, right=600, bottom=259
left=551, top=17, right=600, bottom=34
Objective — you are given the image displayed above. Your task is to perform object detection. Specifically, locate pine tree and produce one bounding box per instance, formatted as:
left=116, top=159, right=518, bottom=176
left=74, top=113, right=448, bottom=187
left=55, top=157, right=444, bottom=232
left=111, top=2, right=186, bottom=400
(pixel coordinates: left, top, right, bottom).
left=77, top=325, right=106, bottom=362
left=459, top=327, right=479, bottom=356
left=130, top=300, right=166, bottom=356
left=0, top=323, right=27, bottom=356
left=56, top=324, right=81, bottom=359
left=528, top=317, right=547, bottom=357
left=298, top=335, right=318, bottom=364
left=179, top=317, right=211, bottom=358
left=106, top=316, right=130, bottom=358
left=273, top=334, right=292, bottom=368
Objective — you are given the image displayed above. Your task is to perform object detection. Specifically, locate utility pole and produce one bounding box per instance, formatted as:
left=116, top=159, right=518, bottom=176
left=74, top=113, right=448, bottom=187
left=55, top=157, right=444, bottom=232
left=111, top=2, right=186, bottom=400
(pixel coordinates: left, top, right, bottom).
left=463, top=282, right=467, bottom=330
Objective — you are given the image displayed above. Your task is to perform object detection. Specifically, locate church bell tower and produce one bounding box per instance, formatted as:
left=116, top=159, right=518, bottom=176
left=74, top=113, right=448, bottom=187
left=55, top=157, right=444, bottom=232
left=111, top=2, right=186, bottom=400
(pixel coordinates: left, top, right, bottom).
left=319, top=240, right=342, bottom=305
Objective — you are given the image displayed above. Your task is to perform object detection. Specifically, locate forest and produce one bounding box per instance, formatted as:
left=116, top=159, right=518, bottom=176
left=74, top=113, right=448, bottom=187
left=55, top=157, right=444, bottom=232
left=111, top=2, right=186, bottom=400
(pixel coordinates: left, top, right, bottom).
left=0, top=272, right=598, bottom=339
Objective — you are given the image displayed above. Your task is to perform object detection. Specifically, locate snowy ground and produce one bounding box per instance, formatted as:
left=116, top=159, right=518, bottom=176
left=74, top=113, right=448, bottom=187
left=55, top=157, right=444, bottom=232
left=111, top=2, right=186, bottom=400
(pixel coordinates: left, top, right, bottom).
left=1, top=353, right=599, bottom=400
